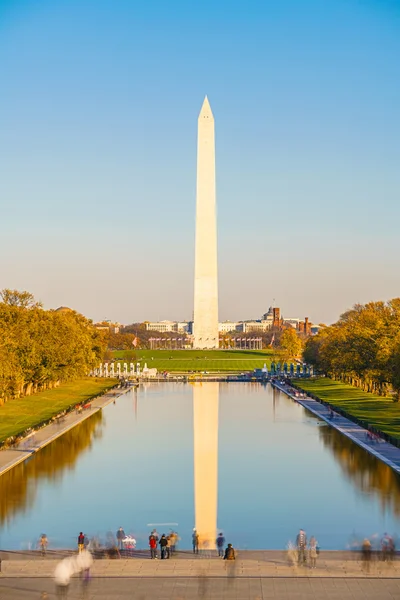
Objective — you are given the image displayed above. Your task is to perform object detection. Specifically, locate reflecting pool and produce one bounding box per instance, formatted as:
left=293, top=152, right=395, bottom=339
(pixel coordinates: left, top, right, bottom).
left=1, top=382, right=400, bottom=550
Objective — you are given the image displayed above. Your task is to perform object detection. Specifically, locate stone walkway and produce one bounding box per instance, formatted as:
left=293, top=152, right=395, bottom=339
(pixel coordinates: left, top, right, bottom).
left=2, top=576, right=400, bottom=599
left=1, top=551, right=400, bottom=578
left=0, top=386, right=128, bottom=477
left=273, top=381, right=400, bottom=474
left=1, top=554, right=400, bottom=599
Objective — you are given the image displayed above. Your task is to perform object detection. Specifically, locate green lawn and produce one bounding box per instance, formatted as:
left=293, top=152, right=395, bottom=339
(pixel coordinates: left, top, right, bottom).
left=294, top=378, right=400, bottom=440
left=0, top=378, right=117, bottom=443
left=111, top=349, right=274, bottom=372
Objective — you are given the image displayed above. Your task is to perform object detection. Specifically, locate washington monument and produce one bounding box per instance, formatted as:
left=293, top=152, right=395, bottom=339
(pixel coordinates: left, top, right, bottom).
left=193, top=97, right=219, bottom=349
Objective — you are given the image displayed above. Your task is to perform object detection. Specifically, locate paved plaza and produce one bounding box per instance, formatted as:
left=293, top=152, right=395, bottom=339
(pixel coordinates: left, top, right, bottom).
left=2, top=575, right=400, bottom=600
left=1, top=553, right=400, bottom=599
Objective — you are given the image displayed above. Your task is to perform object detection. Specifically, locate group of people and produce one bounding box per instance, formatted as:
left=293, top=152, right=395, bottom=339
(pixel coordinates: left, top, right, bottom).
left=191, top=529, right=235, bottom=560
left=366, top=429, right=382, bottom=444
left=361, top=533, right=396, bottom=571
left=287, top=529, right=319, bottom=569
left=148, top=529, right=180, bottom=559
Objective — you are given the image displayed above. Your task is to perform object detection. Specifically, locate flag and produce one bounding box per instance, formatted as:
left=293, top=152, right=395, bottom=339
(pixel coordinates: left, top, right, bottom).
left=132, top=337, right=138, bottom=347
left=270, top=334, right=275, bottom=347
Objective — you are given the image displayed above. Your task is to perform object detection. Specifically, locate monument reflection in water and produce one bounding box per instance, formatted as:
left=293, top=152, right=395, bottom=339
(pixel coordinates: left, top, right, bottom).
left=193, top=383, right=218, bottom=549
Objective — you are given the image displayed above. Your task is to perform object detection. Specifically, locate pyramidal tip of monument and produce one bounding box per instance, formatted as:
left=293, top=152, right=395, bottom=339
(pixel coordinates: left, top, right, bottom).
left=199, top=95, right=213, bottom=119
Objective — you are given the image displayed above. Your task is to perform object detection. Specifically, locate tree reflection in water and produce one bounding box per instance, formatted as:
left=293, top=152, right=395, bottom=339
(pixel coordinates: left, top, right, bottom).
left=319, top=424, right=400, bottom=516
left=0, top=411, right=103, bottom=525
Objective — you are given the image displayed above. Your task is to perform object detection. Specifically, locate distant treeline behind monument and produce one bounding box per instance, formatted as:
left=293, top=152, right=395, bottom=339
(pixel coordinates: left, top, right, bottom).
left=304, top=299, right=400, bottom=399
left=0, top=290, right=106, bottom=403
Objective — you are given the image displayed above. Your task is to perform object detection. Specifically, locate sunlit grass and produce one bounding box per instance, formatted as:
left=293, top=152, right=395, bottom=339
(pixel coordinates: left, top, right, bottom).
left=0, top=378, right=116, bottom=442
left=295, top=378, right=400, bottom=439
left=112, top=349, right=274, bottom=372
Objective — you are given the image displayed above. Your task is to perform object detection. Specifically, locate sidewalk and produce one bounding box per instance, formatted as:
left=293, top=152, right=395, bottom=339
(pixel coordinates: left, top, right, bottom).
left=1, top=553, right=400, bottom=599
left=273, top=381, right=400, bottom=474
left=1, top=550, right=399, bottom=578
left=0, top=386, right=129, bottom=477
left=1, top=576, right=400, bottom=600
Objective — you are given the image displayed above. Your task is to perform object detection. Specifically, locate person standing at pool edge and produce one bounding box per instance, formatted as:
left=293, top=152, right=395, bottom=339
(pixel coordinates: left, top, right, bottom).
left=149, top=534, right=157, bottom=559
left=116, top=527, right=125, bottom=550
left=192, top=529, right=199, bottom=554
left=309, top=536, right=318, bottom=569
left=296, top=529, right=307, bottom=565
left=39, top=533, right=48, bottom=556
left=216, top=533, right=225, bottom=557
left=159, top=534, right=168, bottom=559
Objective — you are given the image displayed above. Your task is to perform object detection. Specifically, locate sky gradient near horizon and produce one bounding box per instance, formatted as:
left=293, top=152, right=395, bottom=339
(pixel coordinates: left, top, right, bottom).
left=1, top=0, right=399, bottom=325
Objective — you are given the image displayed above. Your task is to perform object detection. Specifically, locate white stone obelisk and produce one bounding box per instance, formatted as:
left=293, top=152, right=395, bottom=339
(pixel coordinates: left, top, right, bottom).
left=193, top=382, right=219, bottom=549
left=193, top=96, right=219, bottom=349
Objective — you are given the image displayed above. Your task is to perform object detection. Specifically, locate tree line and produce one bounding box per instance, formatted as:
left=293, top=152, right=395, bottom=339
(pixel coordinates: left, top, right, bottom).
left=303, top=299, right=400, bottom=399
left=0, top=290, right=106, bottom=403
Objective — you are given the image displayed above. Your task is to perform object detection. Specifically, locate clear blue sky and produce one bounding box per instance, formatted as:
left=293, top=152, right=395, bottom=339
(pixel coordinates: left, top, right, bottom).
left=1, top=0, right=399, bottom=324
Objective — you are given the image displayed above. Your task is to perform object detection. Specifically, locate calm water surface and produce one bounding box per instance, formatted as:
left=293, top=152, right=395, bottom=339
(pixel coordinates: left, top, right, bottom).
left=1, top=382, right=400, bottom=550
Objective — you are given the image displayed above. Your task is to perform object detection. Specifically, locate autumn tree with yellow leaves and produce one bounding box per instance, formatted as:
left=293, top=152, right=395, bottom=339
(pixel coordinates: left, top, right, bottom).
left=0, top=289, right=107, bottom=402
left=303, top=299, right=400, bottom=399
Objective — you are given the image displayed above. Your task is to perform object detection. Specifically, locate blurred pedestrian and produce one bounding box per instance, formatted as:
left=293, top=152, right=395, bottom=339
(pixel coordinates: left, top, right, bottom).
left=381, top=533, right=391, bottom=562
left=309, top=536, right=318, bottom=569
left=169, top=531, right=177, bottom=555
left=149, top=534, right=158, bottom=559
left=78, top=532, right=85, bottom=553
left=286, top=541, right=298, bottom=567
left=362, top=538, right=372, bottom=572
left=160, top=534, right=168, bottom=559
left=81, top=568, right=91, bottom=599
left=39, top=533, right=48, bottom=557
left=116, top=527, right=125, bottom=551
left=106, top=531, right=119, bottom=558
left=216, top=533, right=225, bottom=558
left=54, top=557, right=74, bottom=599
left=151, top=529, right=159, bottom=543
left=389, top=536, right=396, bottom=562
left=296, top=529, right=307, bottom=565
left=192, top=529, right=199, bottom=554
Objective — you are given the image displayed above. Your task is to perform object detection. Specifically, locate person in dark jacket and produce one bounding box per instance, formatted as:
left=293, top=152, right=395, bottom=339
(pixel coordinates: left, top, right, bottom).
left=159, top=534, right=168, bottom=559
left=216, top=533, right=225, bottom=557
left=116, top=527, right=125, bottom=550
left=224, top=543, right=235, bottom=560
left=362, top=538, right=372, bottom=573
left=78, top=532, right=85, bottom=553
